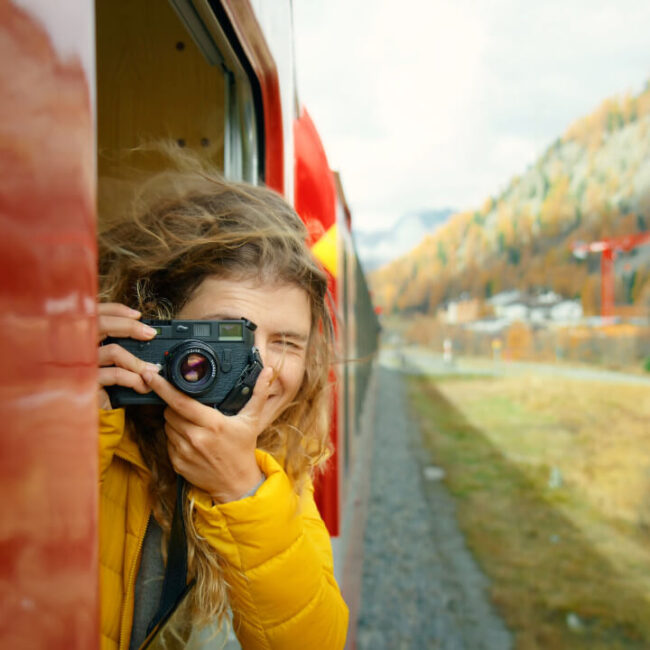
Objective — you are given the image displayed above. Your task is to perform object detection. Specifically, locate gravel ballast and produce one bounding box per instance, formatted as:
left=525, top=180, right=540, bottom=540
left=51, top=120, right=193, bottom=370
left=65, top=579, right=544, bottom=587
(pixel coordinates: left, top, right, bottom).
left=356, top=365, right=512, bottom=650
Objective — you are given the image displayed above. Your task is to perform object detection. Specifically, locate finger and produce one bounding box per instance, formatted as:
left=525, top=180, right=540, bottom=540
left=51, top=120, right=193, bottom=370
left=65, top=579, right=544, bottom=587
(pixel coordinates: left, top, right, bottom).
left=97, top=303, right=143, bottom=342
left=237, top=366, right=275, bottom=419
left=142, top=370, right=214, bottom=427
left=98, top=314, right=158, bottom=343
left=166, top=431, right=188, bottom=476
left=165, top=420, right=190, bottom=454
left=163, top=407, right=206, bottom=442
left=98, top=366, right=152, bottom=394
left=165, top=423, right=197, bottom=476
left=99, top=342, right=161, bottom=375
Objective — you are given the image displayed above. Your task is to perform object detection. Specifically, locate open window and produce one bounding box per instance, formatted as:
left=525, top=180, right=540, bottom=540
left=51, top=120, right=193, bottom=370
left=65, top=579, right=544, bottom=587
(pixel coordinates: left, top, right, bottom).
left=95, top=0, right=263, bottom=200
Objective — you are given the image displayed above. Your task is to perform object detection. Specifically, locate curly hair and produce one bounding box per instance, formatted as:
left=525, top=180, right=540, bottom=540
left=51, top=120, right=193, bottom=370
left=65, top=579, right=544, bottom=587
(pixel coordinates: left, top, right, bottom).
left=98, top=149, right=334, bottom=629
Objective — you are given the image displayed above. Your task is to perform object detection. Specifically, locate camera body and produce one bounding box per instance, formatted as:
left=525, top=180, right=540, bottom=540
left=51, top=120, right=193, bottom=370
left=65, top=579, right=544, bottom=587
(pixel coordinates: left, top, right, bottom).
left=104, top=318, right=263, bottom=415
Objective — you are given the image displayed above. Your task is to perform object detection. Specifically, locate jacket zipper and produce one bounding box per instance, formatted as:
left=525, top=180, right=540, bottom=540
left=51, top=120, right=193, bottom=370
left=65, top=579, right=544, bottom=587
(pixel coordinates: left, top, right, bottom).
left=118, top=509, right=150, bottom=650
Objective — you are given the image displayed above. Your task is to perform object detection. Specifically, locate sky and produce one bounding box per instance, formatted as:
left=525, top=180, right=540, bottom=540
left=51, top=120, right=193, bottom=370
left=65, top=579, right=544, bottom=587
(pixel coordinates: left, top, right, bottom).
left=292, top=0, right=650, bottom=233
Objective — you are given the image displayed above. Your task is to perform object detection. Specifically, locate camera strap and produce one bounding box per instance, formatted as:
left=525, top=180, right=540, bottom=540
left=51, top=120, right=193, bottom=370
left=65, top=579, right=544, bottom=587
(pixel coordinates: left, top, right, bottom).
left=218, top=347, right=263, bottom=415
left=145, top=474, right=191, bottom=638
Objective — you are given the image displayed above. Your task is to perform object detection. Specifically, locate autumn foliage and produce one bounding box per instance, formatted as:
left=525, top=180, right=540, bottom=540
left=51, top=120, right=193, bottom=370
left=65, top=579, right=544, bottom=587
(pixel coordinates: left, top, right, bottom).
left=371, top=83, right=650, bottom=318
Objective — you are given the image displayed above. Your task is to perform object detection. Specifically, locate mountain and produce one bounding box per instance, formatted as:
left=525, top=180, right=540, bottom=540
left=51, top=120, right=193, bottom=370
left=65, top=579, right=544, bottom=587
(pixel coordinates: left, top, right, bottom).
left=371, top=83, right=650, bottom=316
left=353, top=209, right=454, bottom=271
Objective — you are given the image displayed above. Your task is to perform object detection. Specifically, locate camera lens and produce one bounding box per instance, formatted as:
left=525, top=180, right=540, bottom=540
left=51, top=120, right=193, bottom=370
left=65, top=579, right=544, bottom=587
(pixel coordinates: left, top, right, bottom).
left=167, top=341, right=218, bottom=396
left=180, top=353, right=210, bottom=383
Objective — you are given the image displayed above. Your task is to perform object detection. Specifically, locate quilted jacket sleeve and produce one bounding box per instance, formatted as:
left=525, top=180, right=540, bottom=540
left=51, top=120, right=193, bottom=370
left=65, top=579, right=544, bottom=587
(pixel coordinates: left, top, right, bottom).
left=189, top=450, right=349, bottom=649
left=98, top=407, right=126, bottom=484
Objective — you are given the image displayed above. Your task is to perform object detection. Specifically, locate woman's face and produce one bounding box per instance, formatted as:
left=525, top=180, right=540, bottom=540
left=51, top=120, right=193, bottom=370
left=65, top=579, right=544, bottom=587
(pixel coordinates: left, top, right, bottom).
left=177, top=276, right=312, bottom=430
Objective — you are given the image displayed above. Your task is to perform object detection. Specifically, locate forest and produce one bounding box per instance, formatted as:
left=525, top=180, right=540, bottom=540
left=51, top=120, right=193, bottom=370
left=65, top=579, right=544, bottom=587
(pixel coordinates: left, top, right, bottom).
left=371, top=83, right=650, bottom=319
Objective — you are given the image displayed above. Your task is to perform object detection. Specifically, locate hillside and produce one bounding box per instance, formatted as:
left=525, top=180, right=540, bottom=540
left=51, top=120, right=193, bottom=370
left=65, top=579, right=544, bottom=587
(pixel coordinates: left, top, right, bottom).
left=371, top=83, right=650, bottom=317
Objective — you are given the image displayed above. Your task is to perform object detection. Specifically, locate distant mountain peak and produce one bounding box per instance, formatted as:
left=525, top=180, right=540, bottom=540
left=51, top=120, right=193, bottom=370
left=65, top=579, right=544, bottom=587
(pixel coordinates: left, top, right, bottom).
left=354, top=208, right=455, bottom=271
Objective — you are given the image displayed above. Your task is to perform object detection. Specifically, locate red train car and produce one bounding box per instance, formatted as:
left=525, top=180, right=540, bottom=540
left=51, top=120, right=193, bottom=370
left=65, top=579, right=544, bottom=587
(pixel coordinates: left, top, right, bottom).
left=0, top=2, right=378, bottom=647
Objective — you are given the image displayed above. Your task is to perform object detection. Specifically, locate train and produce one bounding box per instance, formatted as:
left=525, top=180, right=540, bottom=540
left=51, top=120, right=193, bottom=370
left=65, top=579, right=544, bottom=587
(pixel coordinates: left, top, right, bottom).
left=0, top=1, right=379, bottom=647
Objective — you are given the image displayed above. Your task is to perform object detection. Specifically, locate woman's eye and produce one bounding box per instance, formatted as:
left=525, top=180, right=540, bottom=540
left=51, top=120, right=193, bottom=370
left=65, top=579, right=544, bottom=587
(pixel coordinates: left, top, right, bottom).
left=273, top=339, right=301, bottom=350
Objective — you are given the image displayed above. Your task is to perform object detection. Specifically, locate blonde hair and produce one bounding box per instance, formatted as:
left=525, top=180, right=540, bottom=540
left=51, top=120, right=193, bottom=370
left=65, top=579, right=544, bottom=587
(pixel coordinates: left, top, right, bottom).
left=98, top=150, right=334, bottom=628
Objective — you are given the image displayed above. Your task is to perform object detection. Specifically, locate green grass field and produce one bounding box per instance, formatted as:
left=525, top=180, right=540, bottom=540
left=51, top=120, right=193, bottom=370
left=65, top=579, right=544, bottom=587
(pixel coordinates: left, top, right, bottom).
left=409, top=372, right=650, bottom=650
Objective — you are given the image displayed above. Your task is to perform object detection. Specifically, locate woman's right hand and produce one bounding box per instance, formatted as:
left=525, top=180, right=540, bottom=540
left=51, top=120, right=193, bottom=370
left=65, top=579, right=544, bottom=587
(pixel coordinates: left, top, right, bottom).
left=97, top=302, right=161, bottom=410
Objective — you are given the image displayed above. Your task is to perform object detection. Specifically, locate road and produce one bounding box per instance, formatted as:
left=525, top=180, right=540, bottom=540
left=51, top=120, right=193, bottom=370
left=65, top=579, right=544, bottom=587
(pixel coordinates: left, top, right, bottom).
left=381, top=345, right=650, bottom=386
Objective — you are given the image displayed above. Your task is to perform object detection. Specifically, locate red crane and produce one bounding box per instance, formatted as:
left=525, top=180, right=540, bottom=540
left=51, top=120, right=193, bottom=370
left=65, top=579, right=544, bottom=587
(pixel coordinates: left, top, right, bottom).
left=571, top=232, right=650, bottom=317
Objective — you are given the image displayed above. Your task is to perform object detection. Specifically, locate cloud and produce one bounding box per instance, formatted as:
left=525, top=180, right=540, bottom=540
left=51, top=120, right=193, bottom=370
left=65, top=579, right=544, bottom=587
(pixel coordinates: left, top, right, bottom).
left=293, top=0, right=650, bottom=231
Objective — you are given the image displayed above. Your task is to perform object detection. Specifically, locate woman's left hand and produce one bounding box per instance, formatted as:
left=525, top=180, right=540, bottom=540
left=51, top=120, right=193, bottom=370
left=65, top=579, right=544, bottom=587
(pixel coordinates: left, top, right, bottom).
left=142, top=366, right=275, bottom=503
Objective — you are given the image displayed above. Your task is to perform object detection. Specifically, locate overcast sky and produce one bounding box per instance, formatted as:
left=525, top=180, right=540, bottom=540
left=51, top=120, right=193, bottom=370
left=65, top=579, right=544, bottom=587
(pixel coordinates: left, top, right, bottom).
left=292, top=0, right=650, bottom=233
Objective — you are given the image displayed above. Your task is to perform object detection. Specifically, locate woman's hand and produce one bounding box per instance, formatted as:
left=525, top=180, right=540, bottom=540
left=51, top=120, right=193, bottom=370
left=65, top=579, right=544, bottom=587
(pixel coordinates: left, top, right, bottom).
left=97, top=302, right=160, bottom=410
left=142, top=366, right=275, bottom=503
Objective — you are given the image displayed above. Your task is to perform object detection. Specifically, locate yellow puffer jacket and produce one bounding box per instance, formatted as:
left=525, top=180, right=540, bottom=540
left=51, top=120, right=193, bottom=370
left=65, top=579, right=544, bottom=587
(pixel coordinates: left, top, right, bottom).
left=99, top=408, right=348, bottom=650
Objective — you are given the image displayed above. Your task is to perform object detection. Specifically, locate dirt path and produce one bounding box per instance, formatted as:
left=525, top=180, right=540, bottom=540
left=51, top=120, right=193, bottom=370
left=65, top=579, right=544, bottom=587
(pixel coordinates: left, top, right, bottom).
left=355, top=365, right=512, bottom=650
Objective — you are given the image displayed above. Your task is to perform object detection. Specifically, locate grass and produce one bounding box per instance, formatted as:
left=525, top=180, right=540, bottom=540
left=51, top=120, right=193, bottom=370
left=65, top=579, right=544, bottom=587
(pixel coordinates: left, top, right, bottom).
left=409, top=373, right=650, bottom=650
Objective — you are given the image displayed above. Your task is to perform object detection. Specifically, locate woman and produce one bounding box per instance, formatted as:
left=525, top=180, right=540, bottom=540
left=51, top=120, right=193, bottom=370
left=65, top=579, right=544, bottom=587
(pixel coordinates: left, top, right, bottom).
left=97, top=160, right=348, bottom=649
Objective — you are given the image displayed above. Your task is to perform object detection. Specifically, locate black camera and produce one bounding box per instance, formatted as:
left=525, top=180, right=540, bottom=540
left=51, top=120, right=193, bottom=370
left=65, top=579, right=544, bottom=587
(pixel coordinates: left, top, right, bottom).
left=103, top=318, right=263, bottom=415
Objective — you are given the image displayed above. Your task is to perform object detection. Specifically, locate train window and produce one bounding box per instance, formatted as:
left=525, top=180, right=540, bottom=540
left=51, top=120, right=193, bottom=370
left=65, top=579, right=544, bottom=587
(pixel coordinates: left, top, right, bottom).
left=170, top=0, right=261, bottom=183
left=96, top=0, right=261, bottom=224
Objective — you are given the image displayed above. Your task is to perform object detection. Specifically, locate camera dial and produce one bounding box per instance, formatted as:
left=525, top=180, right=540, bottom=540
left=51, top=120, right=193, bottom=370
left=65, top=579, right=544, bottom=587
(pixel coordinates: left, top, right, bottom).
left=167, top=340, right=219, bottom=396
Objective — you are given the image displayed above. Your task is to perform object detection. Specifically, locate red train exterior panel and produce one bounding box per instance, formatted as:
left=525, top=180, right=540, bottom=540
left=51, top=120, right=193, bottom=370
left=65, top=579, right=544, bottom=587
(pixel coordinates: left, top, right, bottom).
left=0, top=3, right=98, bottom=648
left=294, top=107, right=341, bottom=536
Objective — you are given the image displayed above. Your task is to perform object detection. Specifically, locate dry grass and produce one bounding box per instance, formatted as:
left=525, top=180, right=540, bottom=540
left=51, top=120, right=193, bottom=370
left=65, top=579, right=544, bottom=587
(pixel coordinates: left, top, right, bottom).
left=410, top=373, right=650, bottom=650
